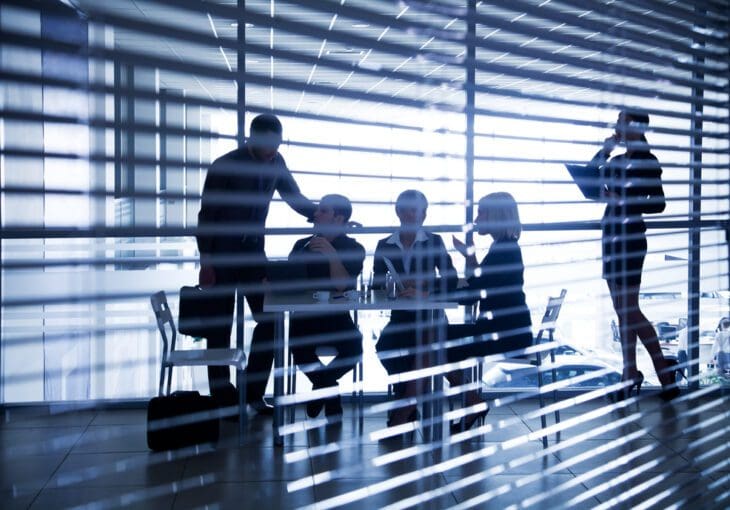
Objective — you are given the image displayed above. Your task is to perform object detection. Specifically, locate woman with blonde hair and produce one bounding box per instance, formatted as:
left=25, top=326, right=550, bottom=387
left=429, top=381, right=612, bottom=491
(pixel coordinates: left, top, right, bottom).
left=450, top=191, right=532, bottom=348
left=447, top=192, right=533, bottom=431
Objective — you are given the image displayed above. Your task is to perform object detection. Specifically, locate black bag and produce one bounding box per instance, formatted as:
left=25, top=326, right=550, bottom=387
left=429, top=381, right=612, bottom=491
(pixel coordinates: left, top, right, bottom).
left=146, top=391, right=219, bottom=451
left=178, top=285, right=221, bottom=339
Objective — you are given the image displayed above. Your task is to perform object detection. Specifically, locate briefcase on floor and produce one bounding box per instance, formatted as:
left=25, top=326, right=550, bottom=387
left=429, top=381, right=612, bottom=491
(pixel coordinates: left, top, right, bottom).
left=146, top=391, right=219, bottom=451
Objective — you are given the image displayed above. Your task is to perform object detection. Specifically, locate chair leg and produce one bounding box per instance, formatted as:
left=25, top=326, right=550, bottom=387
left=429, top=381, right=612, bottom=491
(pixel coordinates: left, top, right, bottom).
left=536, top=351, right=548, bottom=449
left=237, top=367, right=247, bottom=446
left=387, top=383, right=393, bottom=424
left=459, top=367, right=471, bottom=432
left=288, top=351, right=296, bottom=424
left=358, top=360, right=364, bottom=421
left=550, top=347, right=560, bottom=442
left=158, top=363, right=166, bottom=397
left=166, top=366, right=173, bottom=396
left=352, top=363, right=357, bottom=399
left=477, top=364, right=483, bottom=397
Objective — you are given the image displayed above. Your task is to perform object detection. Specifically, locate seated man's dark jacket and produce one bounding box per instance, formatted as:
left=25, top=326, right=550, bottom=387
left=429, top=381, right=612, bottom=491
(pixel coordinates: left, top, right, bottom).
left=288, top=234, right=366, bottom=323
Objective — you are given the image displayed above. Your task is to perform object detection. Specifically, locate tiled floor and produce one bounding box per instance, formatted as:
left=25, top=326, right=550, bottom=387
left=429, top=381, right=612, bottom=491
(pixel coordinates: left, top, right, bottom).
left=1, top=388, right=728, bottom=509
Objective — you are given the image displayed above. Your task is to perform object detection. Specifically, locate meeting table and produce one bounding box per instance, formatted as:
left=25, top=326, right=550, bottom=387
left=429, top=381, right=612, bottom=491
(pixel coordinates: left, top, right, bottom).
left=263, top=289, right=459, bottom=446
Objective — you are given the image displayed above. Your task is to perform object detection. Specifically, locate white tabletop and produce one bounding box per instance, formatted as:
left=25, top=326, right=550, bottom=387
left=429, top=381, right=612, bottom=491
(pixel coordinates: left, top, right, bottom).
left=263, top=290, right=458, bottom=313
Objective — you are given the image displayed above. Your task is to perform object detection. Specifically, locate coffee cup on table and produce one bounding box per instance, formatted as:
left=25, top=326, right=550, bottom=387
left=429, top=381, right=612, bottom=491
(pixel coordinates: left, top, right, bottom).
left=313, top=290, right=331, bottom=302
left=343, top=290, right=359, bottom=301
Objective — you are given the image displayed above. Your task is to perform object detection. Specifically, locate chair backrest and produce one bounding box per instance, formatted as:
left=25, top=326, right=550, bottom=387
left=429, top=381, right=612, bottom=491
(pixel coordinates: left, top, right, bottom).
left=535, top=289, right=567, bottom=342
left=150, top=291, right=177, bottom=358
left=610, top=320, right=621, bottom=343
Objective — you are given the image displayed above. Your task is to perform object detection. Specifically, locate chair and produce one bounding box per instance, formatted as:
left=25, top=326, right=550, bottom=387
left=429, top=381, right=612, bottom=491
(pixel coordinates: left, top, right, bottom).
left=286, top=309, right=364, bottom=422
left=351, top=310, right=364, bottom=417
left=533, top=289, right=567, bottom=448
left=150, top=291, right=247, bottom=443
left=452, top=289, right=566, bottom=448
left=611, top=319, right=621, bottom=344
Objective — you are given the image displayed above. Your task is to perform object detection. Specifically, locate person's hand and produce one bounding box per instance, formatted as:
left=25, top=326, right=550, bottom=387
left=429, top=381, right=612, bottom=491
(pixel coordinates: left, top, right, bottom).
left=198, top=265, right=216, bottom=288
left=601, top=189, right=620, bottom=203
left=452, top=235, right=473, bottom=258
left=260, top=276, right=271, bottom=294
left=398, top=286, right=429, bottom=299
left=602, top=133, right=619, bottom=155
left=308, top=236, right=337, bottom=257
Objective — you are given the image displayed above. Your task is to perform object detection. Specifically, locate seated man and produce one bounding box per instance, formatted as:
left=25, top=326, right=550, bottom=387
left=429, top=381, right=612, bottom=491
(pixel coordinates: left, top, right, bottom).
left=288, top=194, right=366, bottom=418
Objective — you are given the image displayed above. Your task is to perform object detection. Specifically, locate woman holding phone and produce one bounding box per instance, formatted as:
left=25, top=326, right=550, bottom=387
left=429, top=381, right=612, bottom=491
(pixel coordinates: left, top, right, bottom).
left=587, top=110, right=679, bottom=401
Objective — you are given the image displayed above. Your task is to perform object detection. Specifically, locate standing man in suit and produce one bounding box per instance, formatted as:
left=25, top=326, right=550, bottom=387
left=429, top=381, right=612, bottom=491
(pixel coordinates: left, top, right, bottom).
left=196, top=114, right=316, bottom=415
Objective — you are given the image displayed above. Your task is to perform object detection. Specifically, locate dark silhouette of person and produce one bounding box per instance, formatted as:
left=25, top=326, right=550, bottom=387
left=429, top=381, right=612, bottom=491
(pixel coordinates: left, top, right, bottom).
left=287, top=194, right=365, bottom=418
left=445, top=192, right=532, bottom=431
left=372, top=190, right=459, bottom=426
left=196, top=114, right=315, bottom=415
left=585, top=109, right=677, bottom=400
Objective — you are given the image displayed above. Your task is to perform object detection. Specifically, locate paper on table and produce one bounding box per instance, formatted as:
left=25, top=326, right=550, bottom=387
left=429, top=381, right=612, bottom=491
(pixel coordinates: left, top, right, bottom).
left=382, top=256, right=406, bottom=291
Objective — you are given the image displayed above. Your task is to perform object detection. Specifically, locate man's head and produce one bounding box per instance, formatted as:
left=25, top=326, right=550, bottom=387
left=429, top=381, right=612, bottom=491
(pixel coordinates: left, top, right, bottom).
left=395, top=189, right=428, bottom=230
left=313, top=194, right=352, bottom=237
left=249, top=114, right=283, bottom=162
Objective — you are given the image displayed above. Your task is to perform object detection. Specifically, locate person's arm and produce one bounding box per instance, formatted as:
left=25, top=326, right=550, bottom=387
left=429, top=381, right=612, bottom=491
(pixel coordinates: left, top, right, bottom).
left=451, top=247, right=493, bottom=306
left=288, top=238, right=311, bottom=266
left=372, top=241, right=388, bottom=290
left=197, top=159, right=228, bottom=286
left=286, top=238, right=309, bottom=292
left=197, top=160, right=226, bottom=255
left=458, top=244, right=524, bottom=306
left=433, top=235, right=459, bottom=293
left=308, top=237, right=355, bottom=292
left=341, top=242, right=366, bottom=291
left=588, top=134, right=618, bottom=170
left=635, top=159, right=665, bottom=215
left=275, top=155, right=316, bottom=220
left=586, top=135, right=619, bottom=203
left=452, top=235, right=479, bottom=279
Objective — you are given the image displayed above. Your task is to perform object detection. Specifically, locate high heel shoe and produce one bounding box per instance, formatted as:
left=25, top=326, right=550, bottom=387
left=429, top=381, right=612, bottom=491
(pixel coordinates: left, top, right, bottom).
left=632, top=371, right=644, bottom=396
left=386, top=407, right=419, bottom=428
left=382, top=407, right=419, bottom=442
left=450, top=402, right=489, bottom=435
left=670, top=358, right=688, bottom=382
left=609, top=371, right=644, bottom=402
left=659, top=359, right=682, bottom=402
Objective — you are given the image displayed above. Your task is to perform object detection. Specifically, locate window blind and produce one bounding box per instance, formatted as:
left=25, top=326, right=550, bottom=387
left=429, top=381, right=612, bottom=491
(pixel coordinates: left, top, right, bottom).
left=1, top=0, right=728, bottom=507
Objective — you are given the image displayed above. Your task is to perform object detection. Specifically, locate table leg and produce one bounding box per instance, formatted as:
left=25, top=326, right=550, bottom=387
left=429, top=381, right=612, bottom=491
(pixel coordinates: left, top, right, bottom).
left=273, top=311, right=285, bottom=447
left=236, top=287, right=246, bottom=444
left=415, top=311, right=431, bottom=442
left=431, top=309, right=444, bottom=442
left=236, top=287, right=244, bottom=351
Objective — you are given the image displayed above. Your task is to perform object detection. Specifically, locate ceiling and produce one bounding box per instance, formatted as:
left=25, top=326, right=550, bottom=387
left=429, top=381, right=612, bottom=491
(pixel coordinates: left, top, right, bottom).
left=70, top=0, right=729, bottom=128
